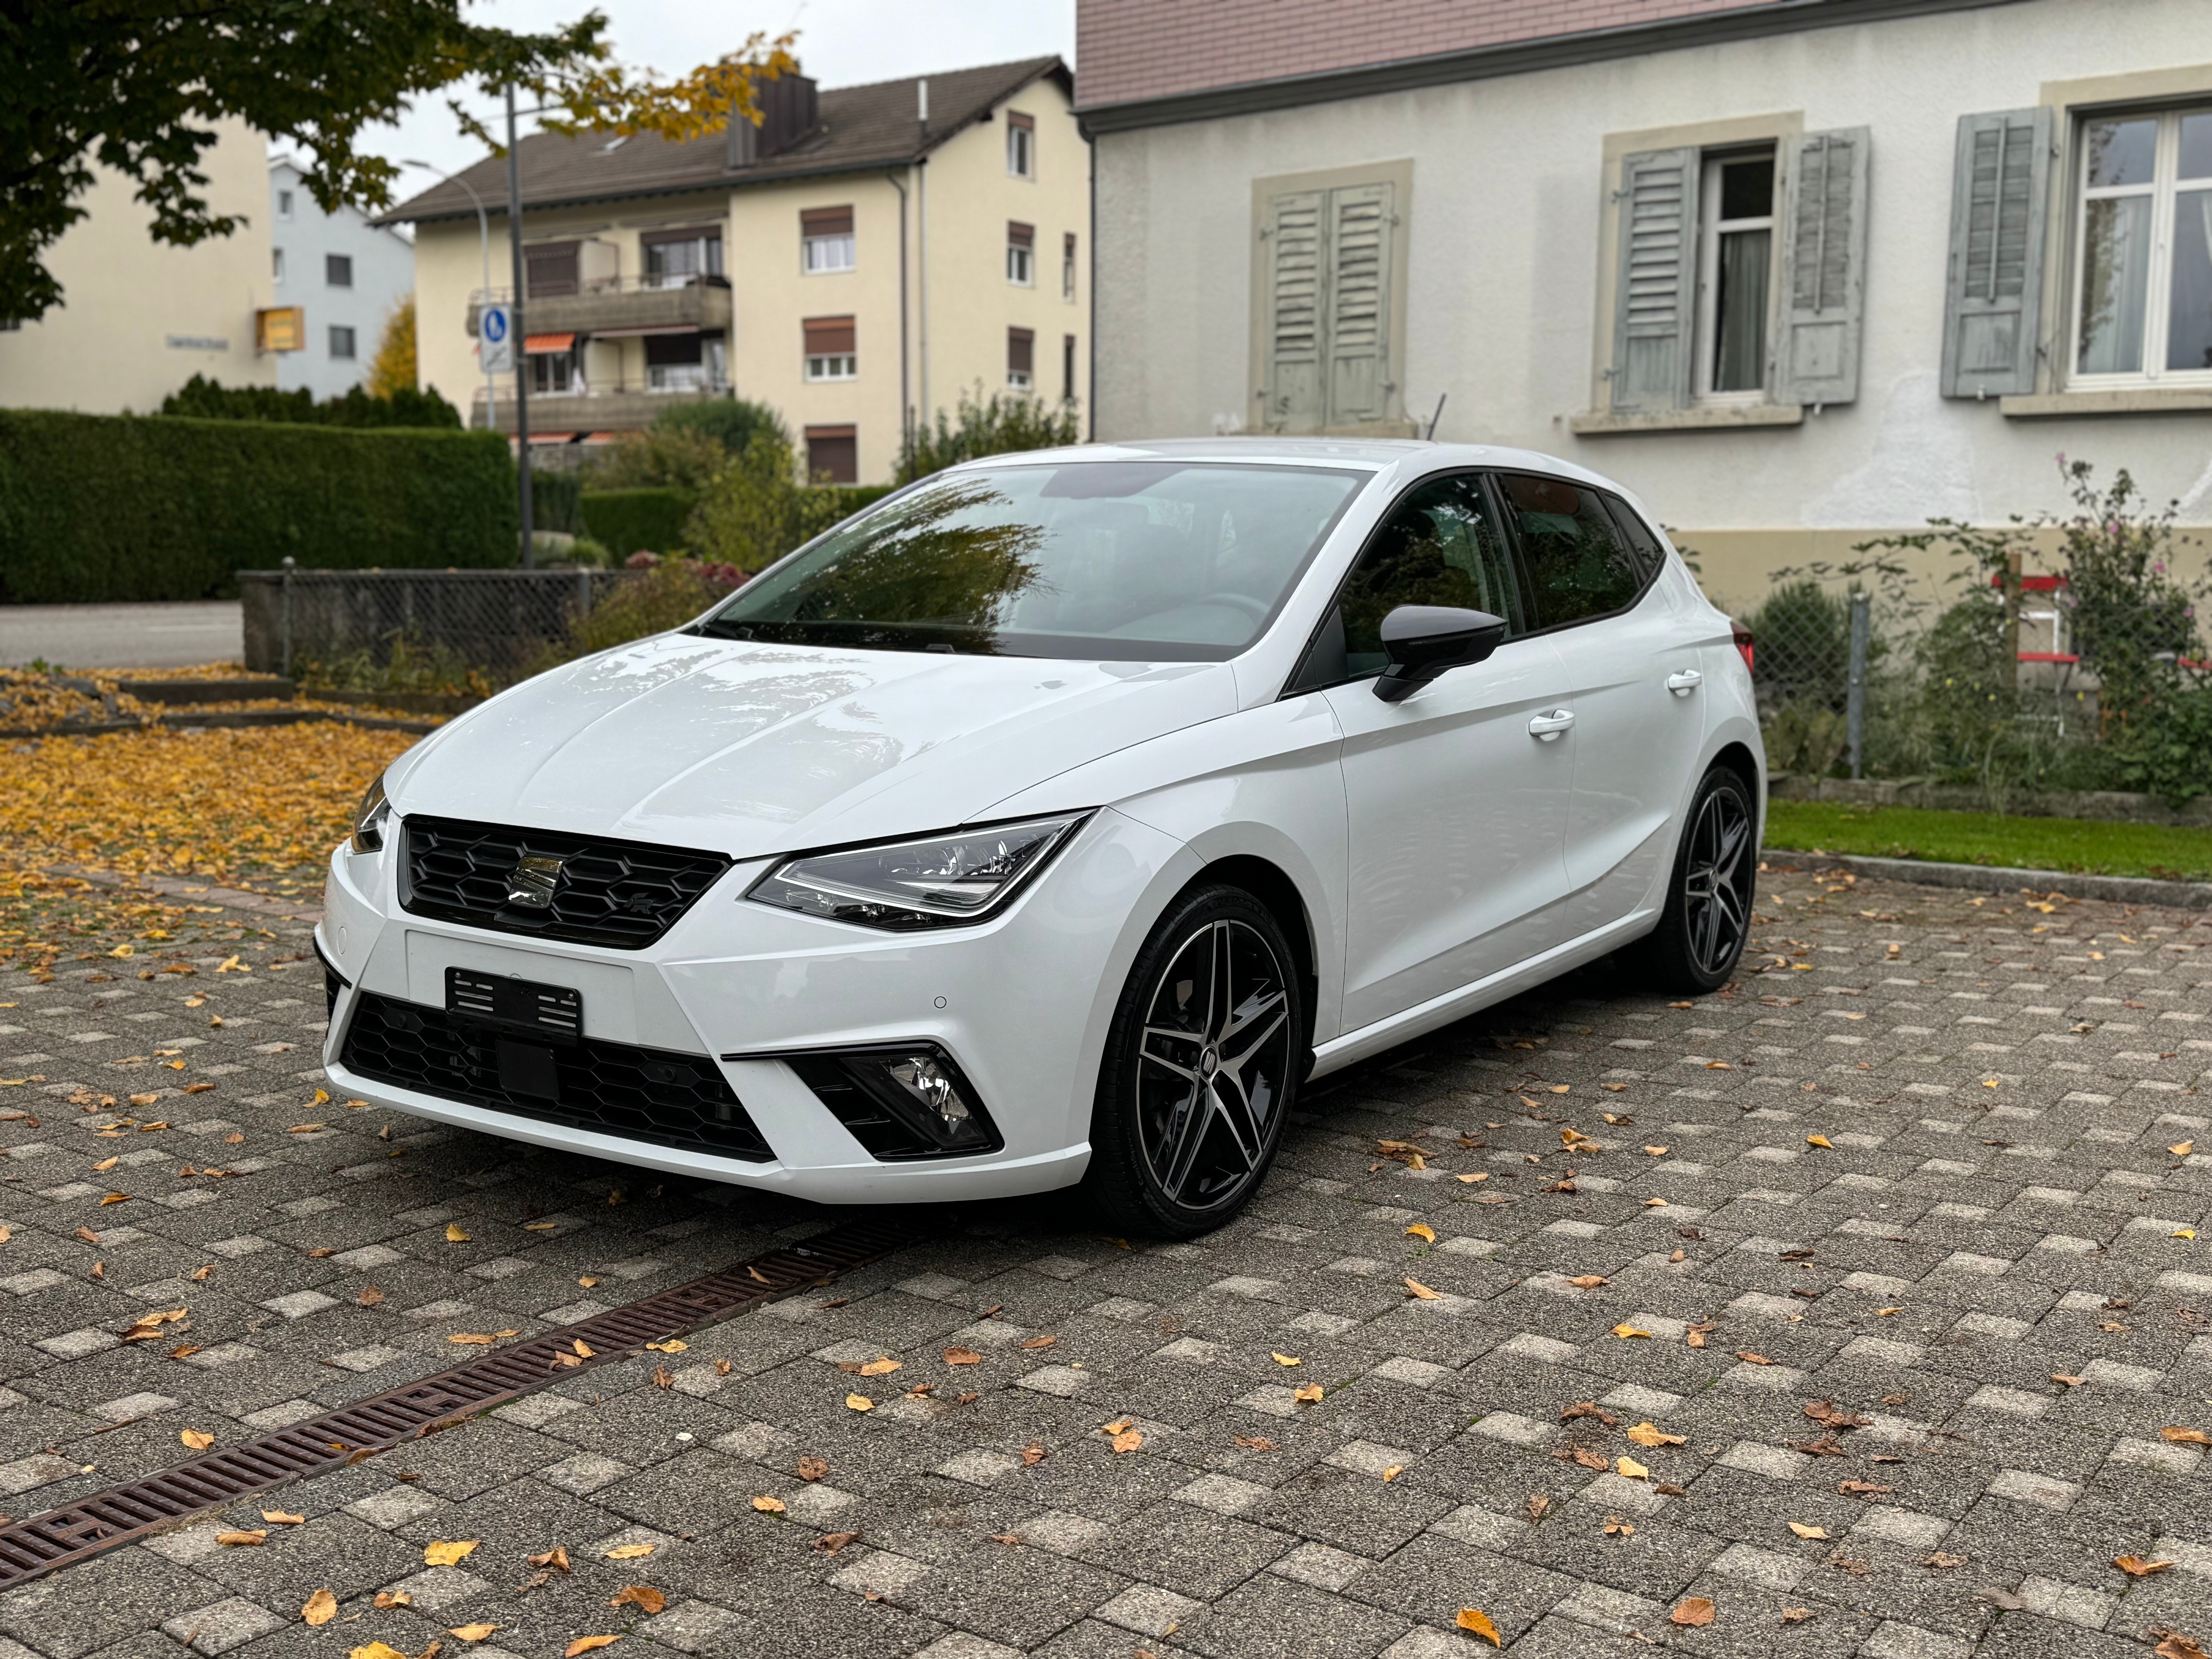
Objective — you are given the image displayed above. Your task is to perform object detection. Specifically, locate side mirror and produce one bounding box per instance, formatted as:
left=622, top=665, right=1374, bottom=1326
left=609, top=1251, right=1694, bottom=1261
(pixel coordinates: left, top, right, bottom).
left=1373, top=605, right=1509, bottom=703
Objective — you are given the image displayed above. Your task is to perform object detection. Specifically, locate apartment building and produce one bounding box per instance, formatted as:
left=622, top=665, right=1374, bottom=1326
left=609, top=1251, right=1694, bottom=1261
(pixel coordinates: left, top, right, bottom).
left=1076, top=0, right=2212, bottom=604
left=0, top=117, right=277, bottom=412
left=384, top=56, right=1089, bottom=484
left=268, top=155, right=414, bottom=398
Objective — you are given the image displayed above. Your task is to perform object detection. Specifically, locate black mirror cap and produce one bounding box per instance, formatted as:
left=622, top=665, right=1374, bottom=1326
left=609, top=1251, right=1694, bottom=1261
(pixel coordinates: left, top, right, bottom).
left=1374, top=606, right=1509, bottom=702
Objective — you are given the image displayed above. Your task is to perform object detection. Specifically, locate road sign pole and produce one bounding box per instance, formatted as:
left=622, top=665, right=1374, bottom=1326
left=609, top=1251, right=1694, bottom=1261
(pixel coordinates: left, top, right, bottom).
left=507, top=84, right=534, bottom=570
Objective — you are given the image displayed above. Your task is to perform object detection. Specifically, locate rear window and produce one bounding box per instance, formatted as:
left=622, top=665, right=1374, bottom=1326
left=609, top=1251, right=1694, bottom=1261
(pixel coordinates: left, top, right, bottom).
left=1498, top=472, right=1648, bottom=630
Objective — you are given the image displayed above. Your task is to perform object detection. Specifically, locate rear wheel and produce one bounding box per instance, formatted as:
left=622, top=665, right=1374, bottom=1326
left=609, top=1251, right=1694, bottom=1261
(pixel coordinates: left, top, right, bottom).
left=1624, top=765, right=1757, bottom=994
left=1082, top=885, right=1302, bottom=1238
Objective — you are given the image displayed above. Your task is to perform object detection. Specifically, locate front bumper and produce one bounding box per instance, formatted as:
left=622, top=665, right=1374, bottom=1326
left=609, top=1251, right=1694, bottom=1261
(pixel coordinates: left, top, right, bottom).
left=318, top=806, right=1198, bottom=1205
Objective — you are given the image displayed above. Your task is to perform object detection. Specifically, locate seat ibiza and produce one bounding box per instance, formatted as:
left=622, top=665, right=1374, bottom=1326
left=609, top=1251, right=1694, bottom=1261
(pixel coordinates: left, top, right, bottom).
left=320, top=439, right=1762, bottom=1237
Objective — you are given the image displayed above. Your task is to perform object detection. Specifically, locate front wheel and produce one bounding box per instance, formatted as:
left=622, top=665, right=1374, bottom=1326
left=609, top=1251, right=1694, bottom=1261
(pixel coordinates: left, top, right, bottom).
left=1082, top=885, right=1303, bottom=1238
left=1623, top=764, right=1758, bottom=994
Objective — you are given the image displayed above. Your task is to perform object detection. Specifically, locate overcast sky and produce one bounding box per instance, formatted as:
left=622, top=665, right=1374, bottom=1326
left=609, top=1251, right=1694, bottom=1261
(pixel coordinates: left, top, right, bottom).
left=364, top=0, right=1075, bottom=194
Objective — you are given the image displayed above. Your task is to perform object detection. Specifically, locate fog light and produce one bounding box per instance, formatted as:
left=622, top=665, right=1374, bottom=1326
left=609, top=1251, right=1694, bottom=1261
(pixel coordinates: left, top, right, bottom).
left=781, top=1043, right=1001, bottom=1160
left=887, top=1053, right=972, bottom=1135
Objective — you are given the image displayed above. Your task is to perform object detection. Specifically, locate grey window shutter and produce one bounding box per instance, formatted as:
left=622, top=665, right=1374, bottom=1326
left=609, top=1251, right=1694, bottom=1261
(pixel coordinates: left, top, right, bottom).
left=1941, top=106, right=2053, bottom=397
left=1262, top=189, right=1325, bottom=430
left=1776, top=127, right=1870, bottom=407
left=1610, top=148, right=1698, bottom=413
left=1325, top=182, right=1394, bottom=425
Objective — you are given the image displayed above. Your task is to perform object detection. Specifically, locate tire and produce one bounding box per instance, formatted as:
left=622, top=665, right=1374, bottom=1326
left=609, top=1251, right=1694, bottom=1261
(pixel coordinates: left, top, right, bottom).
left=1623, top=764, right=1759, bottom=995
left=1082, top=884, right=1304, bottom=1239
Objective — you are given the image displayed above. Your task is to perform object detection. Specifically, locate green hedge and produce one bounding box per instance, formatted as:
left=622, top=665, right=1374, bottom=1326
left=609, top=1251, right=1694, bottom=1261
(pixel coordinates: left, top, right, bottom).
left=581, top=488, right=693, bottom=556
left=0, top=410, right=517, bottom=603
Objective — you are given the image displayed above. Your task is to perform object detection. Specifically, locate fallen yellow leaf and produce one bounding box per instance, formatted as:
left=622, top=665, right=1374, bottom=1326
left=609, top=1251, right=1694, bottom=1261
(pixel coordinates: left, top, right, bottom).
left=349, top=1644, right=410, bottom=1659
left=1642, top=1197, right=1669, bottom=1207
left=179, top=1429, right=214, bottom=1450
left=1405, top=1223, right=1436, bottom=1243
left=1616, top=1455, right=1650, bottom=1480
left=2173, top=1142, right=2196, bottom=1156
left=1455, top=1171, right=1489, bottom=1183
left=1568, top=1274, right=1608, bottom=1290
left=752, top=1495, right=787, bottom=1513
left=2179, top=1230, right=2198, bottom=1240
left=1456, top=1607, right=1503, bottom=1647
left=422, top=1539, right=479, bottom=1566
left=99, top=1192, right=130, bottom=1205
left=301, top=1588, right=338, bottom=1626
left=2161, top=1426, right=2212, bottom=1444
left=1670, top=1597, right=1716, bottom=1627
left=1626, top=1422, right=1685, bottom=1447
left=1381, top=1464, right=1403, bottom=1482
left=857, top=1356, right=902, bottom=1376
left=446, top=1625, right=503, bottom=1642
left=1806, top=1133, right=1834, bottom=1148
left=1271, top=1352, right=1302, bottom=1366
left=1109, top=1428, right=1145, bottom=1453
left=566, top=1640, right=622, bottom=1658
left=845, top=1393, right=874, bottom=1412
left=1613, top=1324, right=1652, bottom=1339
left=1293, top=1383, right=1323, bottom=1404
left=2116, top=1554, right=2175, bottom=1577
left=444, top=1222, right=470, bottom=1243
left=608, top=1585, right=666, bottom=1614
left=263, top=1510, right=305, bottom=1525
left=1789, top=1522, right=1828, bottom=1539
left=1403, top=1277, right=1442, bottom=1300
left=604, top=1542, right=656, bottom=1559
left=215, top=1529, right=266, bottom=1546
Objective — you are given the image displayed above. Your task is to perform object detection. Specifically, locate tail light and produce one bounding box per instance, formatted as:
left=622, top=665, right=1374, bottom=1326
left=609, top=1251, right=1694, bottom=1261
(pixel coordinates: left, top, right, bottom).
left=1730, top=625, right=1755, bottom=676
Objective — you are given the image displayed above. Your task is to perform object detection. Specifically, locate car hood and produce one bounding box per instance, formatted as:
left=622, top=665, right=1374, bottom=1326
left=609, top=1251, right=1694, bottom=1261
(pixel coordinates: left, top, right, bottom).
left=388, top=632, right=1236, bottom=857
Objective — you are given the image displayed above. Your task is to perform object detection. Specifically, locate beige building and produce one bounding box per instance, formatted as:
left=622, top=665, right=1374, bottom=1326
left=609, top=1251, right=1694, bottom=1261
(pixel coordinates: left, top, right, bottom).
left=385, top=56, right=1089, bottom=485
left=0, top=117, right=278, bottom=412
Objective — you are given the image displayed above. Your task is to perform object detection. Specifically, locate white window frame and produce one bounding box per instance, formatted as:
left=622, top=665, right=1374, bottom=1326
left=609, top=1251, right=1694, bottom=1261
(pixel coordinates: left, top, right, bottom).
left=803, top=231, right=855, bottom=274
left=1692, top=145, right=1779, bottom=406
left=1006, top=368, right=1032, bottom=390
left=2068, top=105, right=2212, bottom=390
left=1007, top=242, right=1034, bottom=287
left=532, top=350, right=577, bottom=394
left=805, top=352, right=857, bottom=382
left=1007, top=118, right=1035, bottom=180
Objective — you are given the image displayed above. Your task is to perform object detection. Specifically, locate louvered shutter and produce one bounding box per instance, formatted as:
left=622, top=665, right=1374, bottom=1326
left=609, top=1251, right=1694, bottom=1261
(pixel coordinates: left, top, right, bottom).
left=1941, top=106, right=2053, bottom=397
left=1325, top=182, right=1394, bottom=425
left=1776, top=127, right=1870, bottom=407
left=1609, top=149, right=1699, bottom=412
left=1261, top=189, right=1325, bottom=429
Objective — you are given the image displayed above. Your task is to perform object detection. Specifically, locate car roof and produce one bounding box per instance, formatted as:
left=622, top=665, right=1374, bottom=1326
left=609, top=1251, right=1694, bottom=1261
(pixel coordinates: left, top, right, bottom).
left=951, top=436, right=1626, bottom=495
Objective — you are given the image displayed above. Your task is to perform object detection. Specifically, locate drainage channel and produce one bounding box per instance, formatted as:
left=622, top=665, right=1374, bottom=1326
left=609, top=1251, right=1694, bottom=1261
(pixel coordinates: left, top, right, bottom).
left=0, top=1211, right=923, bottom=1591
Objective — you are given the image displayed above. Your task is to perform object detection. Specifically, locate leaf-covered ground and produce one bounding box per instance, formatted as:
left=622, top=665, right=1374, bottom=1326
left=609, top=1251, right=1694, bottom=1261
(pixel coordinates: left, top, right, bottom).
left=0, top=723, right=417, bottom=975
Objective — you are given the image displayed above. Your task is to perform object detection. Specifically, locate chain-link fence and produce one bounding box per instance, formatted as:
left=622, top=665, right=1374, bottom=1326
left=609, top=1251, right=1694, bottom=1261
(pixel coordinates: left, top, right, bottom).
left=238, top=567, right=639, bottom=690
left=1737, top=472, right=2212, bottom=807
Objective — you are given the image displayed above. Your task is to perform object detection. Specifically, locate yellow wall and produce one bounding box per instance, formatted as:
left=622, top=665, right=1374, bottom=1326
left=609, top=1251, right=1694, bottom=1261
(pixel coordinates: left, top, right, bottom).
left=410, top=71, right=1092, bottom=483
left=0, top=118, right=275, bottom=412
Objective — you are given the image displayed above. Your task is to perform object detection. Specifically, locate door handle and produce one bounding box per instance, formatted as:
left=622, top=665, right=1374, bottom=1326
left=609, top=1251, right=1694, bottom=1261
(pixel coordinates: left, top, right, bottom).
left=1666, top=669, right=1703, bottom=695
left=1527, top=709, right=1575, bottom=741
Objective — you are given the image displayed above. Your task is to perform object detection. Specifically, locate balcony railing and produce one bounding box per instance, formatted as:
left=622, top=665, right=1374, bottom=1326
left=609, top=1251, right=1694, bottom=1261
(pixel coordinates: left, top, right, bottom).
left=465, top=272, right=732, bottom=340
left=471, top=379, right=733, bottom=435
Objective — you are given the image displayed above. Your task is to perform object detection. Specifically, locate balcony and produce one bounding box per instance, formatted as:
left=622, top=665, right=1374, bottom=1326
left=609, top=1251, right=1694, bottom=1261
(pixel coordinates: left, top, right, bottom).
left=472, top=376, right=734, bottom=437
left=465, top=273, right=733, bottom=341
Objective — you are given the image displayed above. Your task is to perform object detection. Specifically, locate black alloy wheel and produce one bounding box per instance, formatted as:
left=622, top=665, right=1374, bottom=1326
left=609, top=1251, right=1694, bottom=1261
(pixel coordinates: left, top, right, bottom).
left=1625, top=765, right=1758, bottom=994
left=1085, top=886, right=1302, bottom=1237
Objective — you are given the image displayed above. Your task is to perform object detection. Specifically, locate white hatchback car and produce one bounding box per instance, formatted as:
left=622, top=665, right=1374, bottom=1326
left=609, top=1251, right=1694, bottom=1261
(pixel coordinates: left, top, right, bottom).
left=320, top=439, right=1762, bottom=1237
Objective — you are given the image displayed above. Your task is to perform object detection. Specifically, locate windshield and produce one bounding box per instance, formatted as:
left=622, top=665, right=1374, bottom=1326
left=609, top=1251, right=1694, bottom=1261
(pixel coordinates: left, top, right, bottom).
left=694, top=460, right=1367, bottom=660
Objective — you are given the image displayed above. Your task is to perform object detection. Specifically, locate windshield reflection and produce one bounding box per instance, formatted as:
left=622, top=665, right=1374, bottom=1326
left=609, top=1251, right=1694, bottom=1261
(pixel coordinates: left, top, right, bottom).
left=696, top=462, right=1365, bottom=661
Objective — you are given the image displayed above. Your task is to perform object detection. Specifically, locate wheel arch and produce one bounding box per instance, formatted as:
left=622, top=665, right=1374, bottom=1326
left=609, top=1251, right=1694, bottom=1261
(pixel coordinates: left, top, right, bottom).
left=1173, top=853, right=1322, bottom=1063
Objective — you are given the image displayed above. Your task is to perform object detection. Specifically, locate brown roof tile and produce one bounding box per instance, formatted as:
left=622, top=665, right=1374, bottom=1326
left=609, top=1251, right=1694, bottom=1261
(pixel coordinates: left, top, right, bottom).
left=382, top=55, right=1066, bottom=225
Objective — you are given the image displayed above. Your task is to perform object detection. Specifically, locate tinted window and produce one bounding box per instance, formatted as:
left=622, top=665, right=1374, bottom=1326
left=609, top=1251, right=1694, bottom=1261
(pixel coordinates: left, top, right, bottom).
left=1602, top=494, right=1667, bottom=581
left=1290, top=473, right=1523, bottom=690
left=698, top=462, right=1364, bottom=662
left=1499, top=473, right=1646, bottom=629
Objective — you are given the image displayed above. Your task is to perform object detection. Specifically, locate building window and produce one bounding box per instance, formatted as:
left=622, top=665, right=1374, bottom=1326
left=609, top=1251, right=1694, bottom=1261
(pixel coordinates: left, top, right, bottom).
left=1007, top=326, right=1034, bottom=390
left=1007, top=221, right=1035, bottom=286
left=641, top=226, right=723, bottom=288
left=1694, top=147, right=1776, bottom=401
left=277, top=189, right=293, bottom=220
left=2074, top=107, right=2212, bottom=381
left=645, top=331, right=724, bottom=392
left=529, top=348, right=575, bottom=393
left=801, top=206, right=855, bottom=273
left=326, top=253, right=353, bottom=288
left=803, top=315, right=856, bottom=381
left=1063, top=333, right=1077, bottom=402
left=329, top=325, right=357, bottom=360
left=805, top=424, right=858, bottom=485
left=272, top=248, right=285, bottom=284
left=1063, top=232, right=1077, bottom=302
left=1007, top=111, right=1035, bottom=179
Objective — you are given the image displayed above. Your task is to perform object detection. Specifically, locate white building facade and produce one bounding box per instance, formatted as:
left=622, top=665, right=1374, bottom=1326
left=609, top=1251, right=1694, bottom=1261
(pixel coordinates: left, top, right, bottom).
left=268, top=155, right=415, bottom=398
left=1077, top=0, right=2212, bottom=605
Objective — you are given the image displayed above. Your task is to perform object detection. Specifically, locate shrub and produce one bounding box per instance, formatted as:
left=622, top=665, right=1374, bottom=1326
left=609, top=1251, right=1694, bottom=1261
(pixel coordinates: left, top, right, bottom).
left=564, top=558, right=745, bottom=657
left=0, top=410, right=516, bottom=603
left=580, top=487, right=693, bottom=556
left=895, top=383, right=1081, bottom=485
left=160, top=373, right=461, bottom=429
left=648, top=397, right=787, bottom=456
left=583, top=398, right=788, bottom=494
left=687, top=433, right=876, bottom=573
left=530, top=469, right=582, bottom=536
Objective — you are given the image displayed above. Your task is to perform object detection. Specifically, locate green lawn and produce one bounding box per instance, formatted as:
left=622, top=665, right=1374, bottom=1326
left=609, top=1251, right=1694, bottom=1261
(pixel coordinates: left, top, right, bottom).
left=1763, top=799, right=2212, bottom=882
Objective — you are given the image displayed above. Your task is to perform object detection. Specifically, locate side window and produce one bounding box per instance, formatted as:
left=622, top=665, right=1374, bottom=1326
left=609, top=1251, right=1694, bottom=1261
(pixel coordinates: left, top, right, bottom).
left=1601, top=494, right=1667, bottom=581
left=1290, top=473, right=1523, bottom=691
left=1498, top=473, right=1645, bottom=630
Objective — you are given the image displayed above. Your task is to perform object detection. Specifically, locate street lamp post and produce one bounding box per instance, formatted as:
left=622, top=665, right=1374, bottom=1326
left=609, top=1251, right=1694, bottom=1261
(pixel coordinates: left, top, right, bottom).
left=401, top=158, right=495, bottom=431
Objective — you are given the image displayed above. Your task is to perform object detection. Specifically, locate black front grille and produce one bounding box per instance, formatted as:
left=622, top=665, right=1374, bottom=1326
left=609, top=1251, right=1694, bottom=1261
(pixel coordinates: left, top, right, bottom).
left=400, top=816, right=732, bottom=950
left=340, top=989, right=771, bottom=1161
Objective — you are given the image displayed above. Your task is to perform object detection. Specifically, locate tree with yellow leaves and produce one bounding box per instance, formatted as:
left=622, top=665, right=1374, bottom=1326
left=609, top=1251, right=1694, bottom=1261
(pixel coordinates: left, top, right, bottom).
left=366, top=296, right=417, bottom=399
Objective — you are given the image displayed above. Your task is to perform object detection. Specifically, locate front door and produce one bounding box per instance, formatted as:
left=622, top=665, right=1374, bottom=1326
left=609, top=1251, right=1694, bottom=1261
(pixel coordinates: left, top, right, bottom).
left=1293, top=472, right=1579, bottom=1033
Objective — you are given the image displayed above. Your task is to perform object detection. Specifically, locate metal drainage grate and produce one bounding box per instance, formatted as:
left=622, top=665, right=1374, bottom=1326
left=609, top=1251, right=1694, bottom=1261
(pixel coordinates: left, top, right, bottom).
left=0, top=1212, right=922, bottom=1591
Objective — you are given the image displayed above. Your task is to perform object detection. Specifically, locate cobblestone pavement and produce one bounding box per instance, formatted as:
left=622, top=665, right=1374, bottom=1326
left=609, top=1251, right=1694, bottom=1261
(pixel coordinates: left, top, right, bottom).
left=1, top=863, right=2210, bottom=1659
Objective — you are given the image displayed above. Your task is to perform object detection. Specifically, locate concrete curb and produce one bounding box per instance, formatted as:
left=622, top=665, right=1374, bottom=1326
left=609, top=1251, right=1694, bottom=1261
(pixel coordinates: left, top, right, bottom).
left=1762, top=847, right=2212, bottom=910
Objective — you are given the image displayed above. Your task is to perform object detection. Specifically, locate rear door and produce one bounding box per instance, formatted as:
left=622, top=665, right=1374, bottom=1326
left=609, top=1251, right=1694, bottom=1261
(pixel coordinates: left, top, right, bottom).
left=1494, top=474, right=1707, bottom=935
left=1295, top=472, right=1579, bottom=1032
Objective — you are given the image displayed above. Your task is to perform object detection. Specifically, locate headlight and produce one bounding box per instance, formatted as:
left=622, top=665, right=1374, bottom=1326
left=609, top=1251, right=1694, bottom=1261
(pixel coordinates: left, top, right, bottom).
left=746, top=813, right=1089, bottom=931
left=350, top=773, right=391, bottom=854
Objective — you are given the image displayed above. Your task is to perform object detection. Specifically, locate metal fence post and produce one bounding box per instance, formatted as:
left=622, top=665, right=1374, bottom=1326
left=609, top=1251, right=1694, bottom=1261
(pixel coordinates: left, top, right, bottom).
left=576, top=566, right=592, bottom=617
left=2003, top=549, right=2024, bottom=696
left=1846, top=589, right=1870, bottom=781
left=280, top=556, right=296, bottom=680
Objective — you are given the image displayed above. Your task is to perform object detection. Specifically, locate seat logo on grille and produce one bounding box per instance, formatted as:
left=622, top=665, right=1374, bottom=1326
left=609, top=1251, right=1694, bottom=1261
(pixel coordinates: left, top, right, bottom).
left=505, top=854, right=566, bottom=910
